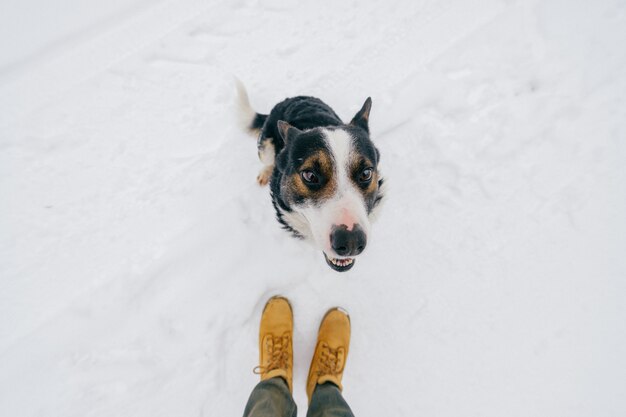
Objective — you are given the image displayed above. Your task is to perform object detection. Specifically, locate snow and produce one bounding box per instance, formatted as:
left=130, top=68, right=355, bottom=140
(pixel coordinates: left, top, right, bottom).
left=1, top=0, right=625, bottom=415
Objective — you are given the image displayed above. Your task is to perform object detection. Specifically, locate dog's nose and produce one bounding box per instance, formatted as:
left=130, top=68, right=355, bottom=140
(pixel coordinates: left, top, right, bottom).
left=330, top=224, right=367, bottom=257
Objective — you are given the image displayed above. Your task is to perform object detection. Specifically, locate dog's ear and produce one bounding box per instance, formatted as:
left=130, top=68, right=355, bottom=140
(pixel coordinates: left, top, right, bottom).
left=277, top=120, right=301, bottom=144
left=349, top=97, right=372, bottom=133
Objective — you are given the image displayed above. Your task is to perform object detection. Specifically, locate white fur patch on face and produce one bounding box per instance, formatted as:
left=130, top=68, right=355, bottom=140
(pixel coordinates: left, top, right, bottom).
left=298, top=128, right=371, bottom=255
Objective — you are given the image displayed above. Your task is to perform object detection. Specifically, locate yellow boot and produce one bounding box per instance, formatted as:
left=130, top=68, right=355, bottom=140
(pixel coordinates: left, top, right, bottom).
left=306, top=307, right=351, bottom=403
left=254, top=296, right=293, bottom=392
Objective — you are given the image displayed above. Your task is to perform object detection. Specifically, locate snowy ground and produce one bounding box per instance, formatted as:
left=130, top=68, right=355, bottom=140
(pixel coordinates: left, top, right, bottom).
left=1, top=0, right=626, bottom=416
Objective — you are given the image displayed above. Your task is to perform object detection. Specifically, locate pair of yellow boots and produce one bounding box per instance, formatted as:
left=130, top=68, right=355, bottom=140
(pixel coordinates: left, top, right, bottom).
left=254, top=296, right=350, bottom=403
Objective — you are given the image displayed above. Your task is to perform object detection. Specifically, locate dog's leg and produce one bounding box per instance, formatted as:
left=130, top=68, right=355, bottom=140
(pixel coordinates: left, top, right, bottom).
left=257, top=138, right=276, bottom=186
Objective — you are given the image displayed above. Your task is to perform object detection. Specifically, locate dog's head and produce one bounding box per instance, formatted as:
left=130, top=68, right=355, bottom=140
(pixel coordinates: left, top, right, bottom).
left=274, top=98, right=384, bottom=272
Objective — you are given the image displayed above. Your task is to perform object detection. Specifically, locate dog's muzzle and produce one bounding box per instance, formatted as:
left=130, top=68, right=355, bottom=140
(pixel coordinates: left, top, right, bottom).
left=330, top=224, right=366, bottom=257
left=323, top=223, right=367, bottom=272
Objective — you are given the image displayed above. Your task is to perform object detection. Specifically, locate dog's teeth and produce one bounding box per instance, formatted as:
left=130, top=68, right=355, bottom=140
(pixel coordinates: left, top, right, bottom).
left=328, top=256, right=355, bottom=268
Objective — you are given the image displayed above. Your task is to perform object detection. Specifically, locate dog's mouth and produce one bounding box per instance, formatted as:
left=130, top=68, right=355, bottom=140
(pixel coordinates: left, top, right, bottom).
left=323, top=253, right=355, bottom=272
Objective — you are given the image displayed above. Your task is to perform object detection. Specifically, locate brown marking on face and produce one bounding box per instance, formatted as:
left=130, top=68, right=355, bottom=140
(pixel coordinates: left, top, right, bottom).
left=284, top=150, right=337, bottom=204
left=365, top=170, right=379, bottom=194
left=350, top=157, right=379, bottom=196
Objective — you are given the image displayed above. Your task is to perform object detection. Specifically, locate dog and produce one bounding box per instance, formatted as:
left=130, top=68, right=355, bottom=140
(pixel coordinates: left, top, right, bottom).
left=236, top=81, right=385, bottom=272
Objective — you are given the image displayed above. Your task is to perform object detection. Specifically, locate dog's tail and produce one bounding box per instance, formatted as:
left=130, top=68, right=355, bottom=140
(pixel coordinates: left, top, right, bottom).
left=235, top=78, right=268, bottom=137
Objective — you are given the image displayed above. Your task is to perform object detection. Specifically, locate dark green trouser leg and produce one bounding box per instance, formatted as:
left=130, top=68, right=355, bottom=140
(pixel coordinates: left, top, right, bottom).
left=243, top=377, right=297, bottom=417
left=306, top=383, right=355, bottom=417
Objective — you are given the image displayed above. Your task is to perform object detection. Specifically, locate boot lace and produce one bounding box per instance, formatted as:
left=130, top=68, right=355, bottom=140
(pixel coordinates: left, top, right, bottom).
left=253, top=333, right=291, bottom=375
left=315, top=342, right=345, bottom=377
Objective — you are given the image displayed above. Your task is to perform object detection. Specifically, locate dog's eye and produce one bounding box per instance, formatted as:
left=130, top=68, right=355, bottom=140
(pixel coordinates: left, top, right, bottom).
left=301, top=170, right=320, bottom=184
left=359, top=168, right=373, bottom=182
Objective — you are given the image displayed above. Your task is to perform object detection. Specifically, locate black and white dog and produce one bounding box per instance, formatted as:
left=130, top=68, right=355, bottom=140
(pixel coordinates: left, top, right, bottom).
left=237, top=82, right=385, bottom=272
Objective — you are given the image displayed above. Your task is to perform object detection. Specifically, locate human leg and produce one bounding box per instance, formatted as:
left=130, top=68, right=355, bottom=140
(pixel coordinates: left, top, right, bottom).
left=243, top=377, right=297, bottom=417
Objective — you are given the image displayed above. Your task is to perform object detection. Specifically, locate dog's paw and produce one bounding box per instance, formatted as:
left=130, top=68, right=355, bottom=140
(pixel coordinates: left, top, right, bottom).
left=257, top=173, right=269, bottom=186
left=256, top=167, right=272, bottom=186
